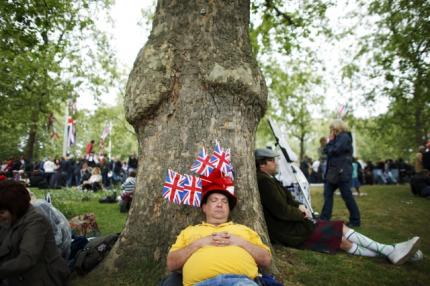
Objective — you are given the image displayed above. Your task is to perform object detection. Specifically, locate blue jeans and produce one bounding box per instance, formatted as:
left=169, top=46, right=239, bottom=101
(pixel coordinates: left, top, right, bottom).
left=195, top=274, right=258, bottom=286
left=320, top=180, right=361, bottom=225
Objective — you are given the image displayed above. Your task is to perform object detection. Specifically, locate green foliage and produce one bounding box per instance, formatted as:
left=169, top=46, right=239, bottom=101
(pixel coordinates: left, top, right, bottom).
left=72, top=101, right=138, bottom=160
left=353, top=115, right=417, bottom=162
left=349, top=0, right=430, bottom=149
left=250, top=0, right=333, bottom=56
left=250, top=1, right=332, bottom=159
left=256, top=61, right=324, bottom=160
left=0, top=0, right=119, bottom=160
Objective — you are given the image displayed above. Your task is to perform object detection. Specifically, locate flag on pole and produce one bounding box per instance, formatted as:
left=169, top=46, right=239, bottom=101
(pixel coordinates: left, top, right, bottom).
left=100, top=121, right=112, bottom=140
left=337, top=103, right=349, bottom=119
left=66, top=116, right=76, bottom=147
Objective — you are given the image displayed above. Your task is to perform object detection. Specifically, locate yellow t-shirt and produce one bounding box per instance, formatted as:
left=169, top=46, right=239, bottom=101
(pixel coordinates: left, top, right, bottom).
left=169, top=221, right=270, bottom=286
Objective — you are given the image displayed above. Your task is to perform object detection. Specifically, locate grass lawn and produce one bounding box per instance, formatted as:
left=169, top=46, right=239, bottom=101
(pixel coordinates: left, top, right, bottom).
left=32, top=185, right=430, bottom=286
left=276, top=184, right=430, bottom=286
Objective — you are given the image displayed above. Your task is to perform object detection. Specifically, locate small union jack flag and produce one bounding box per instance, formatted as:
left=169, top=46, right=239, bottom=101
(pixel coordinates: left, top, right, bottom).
left=190, top=147, right=215, bottom=177
left=162, top=169, right=185, bottom=204
left=209, top=142, right=233, bottom=177
left=182, top=174, right=202, bottom=207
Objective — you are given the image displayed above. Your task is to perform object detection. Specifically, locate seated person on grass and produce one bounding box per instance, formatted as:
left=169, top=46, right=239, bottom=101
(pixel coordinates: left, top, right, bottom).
left=166, top=171, right=271, bottom=286
left=410, top=169, right=430, bottom=198
left=81, top=167, right=102, bottom=192
left=255, top=148, right=423, bottom=265
left=119, top=170, right=136, bottom=212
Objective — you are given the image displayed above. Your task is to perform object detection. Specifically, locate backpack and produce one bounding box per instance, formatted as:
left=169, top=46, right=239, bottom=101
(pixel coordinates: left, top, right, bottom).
left=74, top=233, right=119, bottom=275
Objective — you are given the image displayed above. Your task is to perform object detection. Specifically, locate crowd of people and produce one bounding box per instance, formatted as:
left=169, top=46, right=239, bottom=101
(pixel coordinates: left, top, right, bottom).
left=0, top=151, right=138, bottom=191
left=1, top=127, right=428, bottom=285
left=301, top=156, right=416, bottom=185
left=301, top=151, right=422, bottom=189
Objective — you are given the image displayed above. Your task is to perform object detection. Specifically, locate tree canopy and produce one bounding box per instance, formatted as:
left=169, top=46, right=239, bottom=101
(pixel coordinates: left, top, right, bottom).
left=0, top=0, right=119, bottom=160
left=343, top=0, right=430, bottom=158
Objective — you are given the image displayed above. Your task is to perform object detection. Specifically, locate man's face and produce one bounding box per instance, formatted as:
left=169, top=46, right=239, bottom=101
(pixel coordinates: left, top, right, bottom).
left=202, top=192, right=230, bottom=224
left=260, top=158, right=278, bottom=176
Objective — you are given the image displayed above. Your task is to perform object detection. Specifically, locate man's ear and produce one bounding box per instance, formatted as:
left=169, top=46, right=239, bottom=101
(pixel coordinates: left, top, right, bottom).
left=202, top=203, right=207, bottom=214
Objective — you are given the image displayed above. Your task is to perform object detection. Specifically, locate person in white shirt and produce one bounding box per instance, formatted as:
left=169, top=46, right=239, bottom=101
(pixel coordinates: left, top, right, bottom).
left=43, top=158, right=56, bottom=187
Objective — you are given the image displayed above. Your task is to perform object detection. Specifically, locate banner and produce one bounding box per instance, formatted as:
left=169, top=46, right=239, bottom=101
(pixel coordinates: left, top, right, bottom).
left=66, top=116, right=76, bottom=148
left=100, top=121, right=112, bottom=140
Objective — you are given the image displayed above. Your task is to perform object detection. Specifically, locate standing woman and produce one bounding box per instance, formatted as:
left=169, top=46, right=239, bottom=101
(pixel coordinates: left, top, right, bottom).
left=320, top=119, right=361, bottom=227
left=0, top=181, right=69, bottom=286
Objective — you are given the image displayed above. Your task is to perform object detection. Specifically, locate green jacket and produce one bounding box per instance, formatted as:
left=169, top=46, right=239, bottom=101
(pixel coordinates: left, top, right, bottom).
left=257, top=170, right=315, bottom=247
left=0, top=206, right=69, bottom=286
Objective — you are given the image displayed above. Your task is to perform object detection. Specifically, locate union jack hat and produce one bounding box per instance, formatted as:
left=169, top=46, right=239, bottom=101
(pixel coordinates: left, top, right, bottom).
left=200, top=169, right=237, bottom=210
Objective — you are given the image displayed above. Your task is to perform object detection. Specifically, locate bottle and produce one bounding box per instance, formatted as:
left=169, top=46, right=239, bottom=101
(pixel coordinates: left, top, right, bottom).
left=45, top=192, right=52, bottom=204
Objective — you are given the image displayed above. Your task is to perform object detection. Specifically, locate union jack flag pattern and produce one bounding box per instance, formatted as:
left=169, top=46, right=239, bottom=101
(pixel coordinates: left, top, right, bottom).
left=182, top=174, right=202, bottom=207
left=190, top=147, right=215, bottom=177
left=210, top=142, right=233, bottom=178
left=162, top=169, right=185, bottom=204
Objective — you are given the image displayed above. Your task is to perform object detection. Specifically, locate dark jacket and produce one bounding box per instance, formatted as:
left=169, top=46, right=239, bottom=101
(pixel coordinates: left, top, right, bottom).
left=257, top=170, right=315, bottom=247
left=0, top=207, right=69, bottom=286
left=410, top=172, right=430, bottom=196
left=29, top=172, right=49, bottom=189
left=324, top=131, right=353, bottom=182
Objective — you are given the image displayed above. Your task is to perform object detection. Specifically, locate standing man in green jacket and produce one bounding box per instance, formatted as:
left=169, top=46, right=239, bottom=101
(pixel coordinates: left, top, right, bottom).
left=255, top=148, right=422, bottom=265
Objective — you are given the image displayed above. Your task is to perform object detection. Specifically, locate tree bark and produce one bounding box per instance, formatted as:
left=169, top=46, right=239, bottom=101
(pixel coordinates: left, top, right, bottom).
left=24, top=110, right=39, bottom=161
left=93, top=0, right=268, bottom=283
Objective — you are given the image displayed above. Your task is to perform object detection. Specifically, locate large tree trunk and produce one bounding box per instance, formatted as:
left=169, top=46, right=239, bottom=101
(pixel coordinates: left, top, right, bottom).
left=92, top=0, right=268, bottom=284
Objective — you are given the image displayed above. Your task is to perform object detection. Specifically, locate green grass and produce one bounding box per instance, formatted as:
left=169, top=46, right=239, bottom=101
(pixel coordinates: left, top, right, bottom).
left=31, top=188, right=128, bottom=235
left=31, top=185, right=430, bottom=286
left=276, top=185, right=430, bottom=286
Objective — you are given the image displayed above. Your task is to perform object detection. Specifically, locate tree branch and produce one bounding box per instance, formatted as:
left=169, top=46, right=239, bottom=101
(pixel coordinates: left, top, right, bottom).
left=264, top=0, right=295, bottom=26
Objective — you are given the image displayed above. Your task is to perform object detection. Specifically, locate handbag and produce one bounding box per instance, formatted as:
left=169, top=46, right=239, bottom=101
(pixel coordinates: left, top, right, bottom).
left=326, top=167, right=343, bottom=185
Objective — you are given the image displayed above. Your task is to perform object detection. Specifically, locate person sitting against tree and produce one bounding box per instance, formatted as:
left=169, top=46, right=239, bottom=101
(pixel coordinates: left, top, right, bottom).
left=255, top=148, right=423, bottom=265
left=166, top=170, right=271, bottom=286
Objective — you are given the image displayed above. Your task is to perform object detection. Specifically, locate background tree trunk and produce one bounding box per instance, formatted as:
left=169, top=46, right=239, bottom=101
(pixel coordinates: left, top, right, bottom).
left=24, top=110, right=39, bottom=161
left=92, top=1, right=268, bottom=283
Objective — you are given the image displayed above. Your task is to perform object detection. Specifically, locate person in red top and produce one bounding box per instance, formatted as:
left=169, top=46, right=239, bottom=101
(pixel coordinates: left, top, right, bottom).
left=85, top=140, right=95, bottom=158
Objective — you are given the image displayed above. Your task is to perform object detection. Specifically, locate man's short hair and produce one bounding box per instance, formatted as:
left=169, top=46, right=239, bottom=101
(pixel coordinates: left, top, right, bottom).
left=129, top=170, right=137, bottom=177
left=255, top=158, right=272, bottom=169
